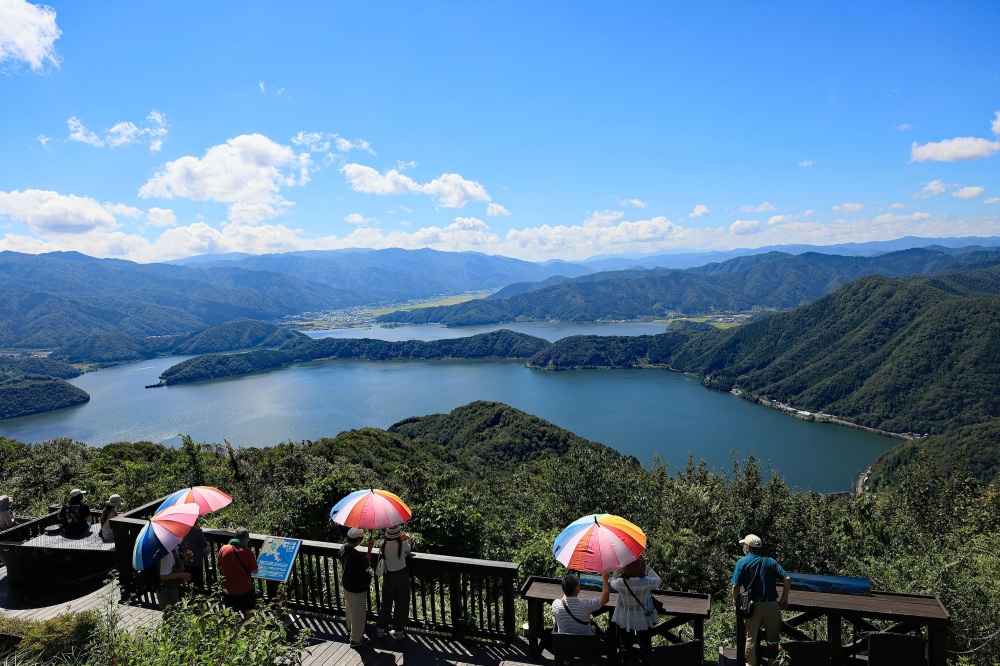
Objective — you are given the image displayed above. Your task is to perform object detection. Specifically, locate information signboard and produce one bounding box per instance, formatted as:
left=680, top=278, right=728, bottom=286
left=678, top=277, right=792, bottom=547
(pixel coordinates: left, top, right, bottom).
left=252, top=537, right=302, bottom=582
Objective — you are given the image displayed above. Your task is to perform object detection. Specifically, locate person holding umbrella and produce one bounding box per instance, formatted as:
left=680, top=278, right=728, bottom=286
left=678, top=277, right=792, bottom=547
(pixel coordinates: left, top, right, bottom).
left=329, top=489, right=414, bottom=641
left=340, top=527, right=375, bottom=647
left=553, top=572, right=611, bottom=635
left=376, top=524, right=412, bottom=640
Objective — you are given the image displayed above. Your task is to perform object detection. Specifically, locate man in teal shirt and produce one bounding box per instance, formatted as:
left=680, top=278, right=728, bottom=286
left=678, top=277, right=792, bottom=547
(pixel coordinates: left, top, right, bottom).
left=731, top=534, right=790, bottom=666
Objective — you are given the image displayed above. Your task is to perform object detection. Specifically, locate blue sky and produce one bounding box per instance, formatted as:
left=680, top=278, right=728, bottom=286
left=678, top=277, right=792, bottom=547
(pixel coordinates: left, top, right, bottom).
left=1, top=1, right=998, bottom=263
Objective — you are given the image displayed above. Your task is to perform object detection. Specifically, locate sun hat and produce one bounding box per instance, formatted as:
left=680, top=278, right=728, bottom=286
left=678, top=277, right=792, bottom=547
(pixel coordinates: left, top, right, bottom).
left=69, top=488, right=87, bottom=498
left=108, top=494, right=123, bottom=507
left=385, top=525, right=403, bottom=539
left=739, top=534, right=763, bottom=548
left=347, top=527, right=364, bottom=540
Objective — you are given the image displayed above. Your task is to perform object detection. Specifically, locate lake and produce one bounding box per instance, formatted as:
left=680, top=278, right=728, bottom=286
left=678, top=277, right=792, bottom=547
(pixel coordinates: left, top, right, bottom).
left=0, top=322, right=896, bottom=492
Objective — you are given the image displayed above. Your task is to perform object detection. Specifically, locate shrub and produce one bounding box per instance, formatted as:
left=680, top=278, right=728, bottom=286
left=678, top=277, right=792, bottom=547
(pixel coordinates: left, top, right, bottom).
left=17, top=610, right=99, bottom=662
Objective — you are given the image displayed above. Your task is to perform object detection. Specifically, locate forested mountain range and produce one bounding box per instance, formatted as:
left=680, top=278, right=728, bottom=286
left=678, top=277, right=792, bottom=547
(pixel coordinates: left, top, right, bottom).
left=376, top=247, right=1000, bottom=325
left=528, top=268, right=1000, bottom=457
left=172, top=247, right=591, bottom=300
left=48, top=318, right=310, bottom=364
left=0, top=249, right=589, bottom=349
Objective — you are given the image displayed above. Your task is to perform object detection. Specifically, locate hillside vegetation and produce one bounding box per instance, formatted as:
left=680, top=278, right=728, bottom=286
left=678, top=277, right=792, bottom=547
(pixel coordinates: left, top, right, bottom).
left=3, top=402, right=999, bottom=663
left=527, top=271, right=1000, bottom=481
left=378, top=247, right=1000, bottom=325
left=159, top=330, right=549, bottom=384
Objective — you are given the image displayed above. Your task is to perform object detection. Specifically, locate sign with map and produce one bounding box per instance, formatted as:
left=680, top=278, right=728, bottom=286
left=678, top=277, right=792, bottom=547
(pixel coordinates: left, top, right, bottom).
left=252, top=537, right=302, bottom=582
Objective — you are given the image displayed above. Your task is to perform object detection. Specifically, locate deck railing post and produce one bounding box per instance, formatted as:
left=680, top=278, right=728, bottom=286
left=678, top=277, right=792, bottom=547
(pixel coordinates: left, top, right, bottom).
left=502, top=571, right=516, bottom=640
left=448, top=568, right=464, bottom=636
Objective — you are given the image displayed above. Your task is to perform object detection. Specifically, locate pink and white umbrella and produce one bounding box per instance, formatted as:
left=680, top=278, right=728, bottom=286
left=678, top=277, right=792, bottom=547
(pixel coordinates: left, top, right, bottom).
left=329, top=489, right=412, bottom=529
left=155, top=486, right=232, bottom=516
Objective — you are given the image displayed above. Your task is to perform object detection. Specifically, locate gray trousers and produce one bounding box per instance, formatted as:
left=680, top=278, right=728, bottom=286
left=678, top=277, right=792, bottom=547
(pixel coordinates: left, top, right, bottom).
left=378, top=568, right=410, bottom=631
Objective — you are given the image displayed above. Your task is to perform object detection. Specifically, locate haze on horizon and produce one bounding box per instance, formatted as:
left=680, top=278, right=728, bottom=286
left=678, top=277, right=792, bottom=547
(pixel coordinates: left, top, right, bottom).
left=1, top=1, right=998, bottom=264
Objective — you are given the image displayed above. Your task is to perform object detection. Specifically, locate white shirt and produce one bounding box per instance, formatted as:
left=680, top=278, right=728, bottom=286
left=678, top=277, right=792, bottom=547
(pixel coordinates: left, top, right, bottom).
left=610, top=567, right=660, bottom=632
left=381, top=538, right=411, bottom=573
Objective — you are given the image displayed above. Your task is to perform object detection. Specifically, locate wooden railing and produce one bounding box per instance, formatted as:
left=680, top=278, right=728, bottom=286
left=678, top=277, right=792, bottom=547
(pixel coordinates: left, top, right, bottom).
left=111, top=495, right=520, bottom=640
left=0, top=507, right=103, bottom=543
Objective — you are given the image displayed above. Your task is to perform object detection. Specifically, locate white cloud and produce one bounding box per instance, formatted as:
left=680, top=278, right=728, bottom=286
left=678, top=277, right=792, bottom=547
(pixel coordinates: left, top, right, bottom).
left=0, top=0, right=60, bottom=71
left=342, top=164, right=490, bottom=209
left=422, top=173, right=490, bottom=208
left=952, top=186, right=984, bottom=200
left=0, top=189, right=118, bottom=235
left=894, top=124, right=913, bottom=132
left=146, top=208, right=177, bottom=228
left=619, top=198, right=647, bottom=208
left=487, top=203, right=511, bottom=217
left=36, top=134, right=52, bottom=147
left=798, top=159, right=813, bottom=167
left=335, top=137, right=375, bottom=154
left=730, top=219, right=761, bottom=235
left=832, top=202, right=865, bottom=214
left=689, top=204, right=709, bottom=218
left=227, top=200, right=293, bottom=225
left=890, top=203, right=906, bottom=210
left=911, top=137, right=1000, bottom=162
left=106, top=121, right=140, bottom=148
left=992, top=111, right=1000, bottom=136
left=915, top=180, right=948, bottom=199
left=291, top=131, right=330, bottom=153
left=984, top=197, right=1000, bottom=205
left=102, top=203, right=142, bottom=219
left=341, top=165, right=420, bottom=195
left=506, top=215, right=681, bottom=256
left=583, top=210, right=625, bottom=228
left=873, top=212, right=932, bottom=224
left=740, top=202, right=776, bottom=213
left=67, top=117, right=103, bottom=147
left=766, top=215, right=793, bottom=226
left=65, top=111, right=168, bottom=152
left=396, top=160, right=417, bottom=170
left=344, top=213, right=378, bottom=227
left=258, top=80, right=266, bottom=94
left=140, top=134, right=307, bottom=222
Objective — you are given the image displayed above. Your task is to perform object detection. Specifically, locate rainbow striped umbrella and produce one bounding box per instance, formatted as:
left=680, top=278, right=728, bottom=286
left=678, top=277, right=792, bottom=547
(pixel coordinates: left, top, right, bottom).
left=154, top=486, right=232, bottom=516
left=132, top=503, right=201, bottom=570
left=329, top=489, right=412, bottom=529
left=552, top=514, right=647, bottom=573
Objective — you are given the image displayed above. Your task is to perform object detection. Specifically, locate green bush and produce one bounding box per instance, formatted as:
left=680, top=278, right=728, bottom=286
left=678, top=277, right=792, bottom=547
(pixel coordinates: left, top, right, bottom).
left=17, top=610, right=99, bottom=662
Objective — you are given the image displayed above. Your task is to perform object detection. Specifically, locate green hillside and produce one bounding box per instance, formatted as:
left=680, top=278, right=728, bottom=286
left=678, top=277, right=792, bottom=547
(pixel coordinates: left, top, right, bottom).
left=159, top=330, right=550, bottom=385
left=0, top=377, right=89, bottom=419
left=529, top=270, right=1000, bottom=451
left=378, top=247, right=1000, bottom=325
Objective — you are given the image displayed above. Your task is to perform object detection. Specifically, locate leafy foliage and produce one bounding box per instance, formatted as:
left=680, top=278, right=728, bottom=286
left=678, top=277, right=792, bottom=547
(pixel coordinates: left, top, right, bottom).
left=0, top=378, right=89, bottom=419
left=3, top=401, right=1000, bottom=663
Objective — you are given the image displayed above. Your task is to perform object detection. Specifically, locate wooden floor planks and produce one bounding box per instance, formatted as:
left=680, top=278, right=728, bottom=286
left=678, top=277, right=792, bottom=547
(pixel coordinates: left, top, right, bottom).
left=1, top=566, right=541, bottom=665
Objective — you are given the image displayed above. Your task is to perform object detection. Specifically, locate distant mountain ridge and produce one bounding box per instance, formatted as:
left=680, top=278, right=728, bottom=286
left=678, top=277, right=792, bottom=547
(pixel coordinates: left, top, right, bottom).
left=377, top=248, right=1000, bottom=326
left=0, top=249, right=590, bottom=349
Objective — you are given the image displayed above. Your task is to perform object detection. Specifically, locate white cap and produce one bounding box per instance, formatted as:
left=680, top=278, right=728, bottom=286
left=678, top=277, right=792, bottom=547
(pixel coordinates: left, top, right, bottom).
left=739, top=534, right=762, bottom=548
left=347, top=528, right=365, bottom=540
left=69, top=488, right=87, bottom=498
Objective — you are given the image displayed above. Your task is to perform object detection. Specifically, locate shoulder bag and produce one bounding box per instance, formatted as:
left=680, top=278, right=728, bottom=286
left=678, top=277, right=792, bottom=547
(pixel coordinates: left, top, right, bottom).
left=735, top=558, right=764, bottom=618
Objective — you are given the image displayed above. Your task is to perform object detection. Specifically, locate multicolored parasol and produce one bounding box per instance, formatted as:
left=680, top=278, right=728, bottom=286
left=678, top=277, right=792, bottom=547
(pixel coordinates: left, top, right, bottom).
left=552, top=513, right=647, bottom=573
left=154, top=486, right=232, bottom=516
left=329, top=489, right=412, bottom=530
left=132, top=502, right=201, bottom=570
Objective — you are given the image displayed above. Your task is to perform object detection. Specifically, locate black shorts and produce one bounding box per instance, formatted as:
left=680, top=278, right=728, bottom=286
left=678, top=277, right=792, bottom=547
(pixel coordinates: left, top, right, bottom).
left=223, top=590, right=257, bottom=611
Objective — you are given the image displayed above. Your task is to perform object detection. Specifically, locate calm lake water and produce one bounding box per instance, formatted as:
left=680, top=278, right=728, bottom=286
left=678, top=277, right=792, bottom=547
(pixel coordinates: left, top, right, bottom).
left=0, top=323, right=896, bottom=492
